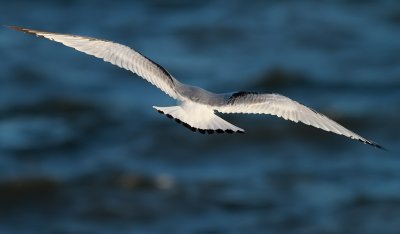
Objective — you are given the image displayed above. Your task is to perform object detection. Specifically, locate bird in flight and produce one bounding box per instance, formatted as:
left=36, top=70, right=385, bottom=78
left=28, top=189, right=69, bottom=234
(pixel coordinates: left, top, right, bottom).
left=8, top=26, right=383, bottom=149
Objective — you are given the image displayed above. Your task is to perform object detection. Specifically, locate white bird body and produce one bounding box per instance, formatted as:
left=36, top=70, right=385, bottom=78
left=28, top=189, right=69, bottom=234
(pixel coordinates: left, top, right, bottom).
left=8, top=26, right=383, bottom=149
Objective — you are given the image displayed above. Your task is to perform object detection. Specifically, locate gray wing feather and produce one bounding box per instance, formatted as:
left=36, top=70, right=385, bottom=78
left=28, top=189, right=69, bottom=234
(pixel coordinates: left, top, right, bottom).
left=9, top=26, right=179, bottom=99
left=216, top=92, right=382, bottom=148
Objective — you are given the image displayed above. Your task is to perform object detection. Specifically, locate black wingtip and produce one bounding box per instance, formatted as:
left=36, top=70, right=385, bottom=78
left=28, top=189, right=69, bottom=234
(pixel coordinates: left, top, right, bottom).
left=6, top=25, right=28, bottom=32
left=359, top=139, right=387, bottom=151
left=371, top=143, right=388, bottom=151
left=6, top=25, right=41, bottom=37
left=11, top=25, right=48, bottom=37
left=4, top=25, right=16, bottom=29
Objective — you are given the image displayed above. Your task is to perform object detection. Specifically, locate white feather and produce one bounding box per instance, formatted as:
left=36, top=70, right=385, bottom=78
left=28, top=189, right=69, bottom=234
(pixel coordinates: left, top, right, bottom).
left=9, top=26, right=178, bottom=99
left=215, top=93, right=380, bottom=147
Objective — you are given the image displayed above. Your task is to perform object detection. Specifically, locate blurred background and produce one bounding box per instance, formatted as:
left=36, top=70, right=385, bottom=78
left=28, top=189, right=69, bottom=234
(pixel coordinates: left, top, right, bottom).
left=0, top=0, right=399, bottom=233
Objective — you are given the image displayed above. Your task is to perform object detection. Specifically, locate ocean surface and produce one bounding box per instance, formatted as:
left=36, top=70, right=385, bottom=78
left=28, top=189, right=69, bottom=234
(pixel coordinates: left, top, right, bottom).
left=0, top=1, right=399, bottom=233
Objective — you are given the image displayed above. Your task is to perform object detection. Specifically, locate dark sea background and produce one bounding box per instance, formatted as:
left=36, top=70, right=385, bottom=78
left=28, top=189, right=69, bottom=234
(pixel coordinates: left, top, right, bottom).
left=1, top=1, right=399, bottom=233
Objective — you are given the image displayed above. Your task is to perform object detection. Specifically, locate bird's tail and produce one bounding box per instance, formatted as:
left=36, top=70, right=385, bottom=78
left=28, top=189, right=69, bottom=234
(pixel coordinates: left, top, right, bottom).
left=153, top=106, right=244, bottom=134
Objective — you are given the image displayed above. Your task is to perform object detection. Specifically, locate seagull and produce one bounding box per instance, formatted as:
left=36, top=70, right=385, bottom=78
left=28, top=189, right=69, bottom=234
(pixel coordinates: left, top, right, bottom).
left=8, top=26, right=383, bottom=149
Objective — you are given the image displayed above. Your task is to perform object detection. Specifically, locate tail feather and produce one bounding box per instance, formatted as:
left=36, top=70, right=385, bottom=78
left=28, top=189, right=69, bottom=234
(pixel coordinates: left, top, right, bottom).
left=153, top=106, right=244, bottom=134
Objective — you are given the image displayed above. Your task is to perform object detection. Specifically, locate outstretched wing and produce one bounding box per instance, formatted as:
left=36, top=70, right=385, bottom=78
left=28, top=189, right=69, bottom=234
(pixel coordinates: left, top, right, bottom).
left=215, top=92, right=383, bottom=149
left=8, top=26, right=179, bottom=99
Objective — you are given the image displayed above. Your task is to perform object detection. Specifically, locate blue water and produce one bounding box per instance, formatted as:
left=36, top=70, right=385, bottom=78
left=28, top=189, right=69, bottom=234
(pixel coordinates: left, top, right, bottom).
left=1, top=1, right=399, bottom=233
